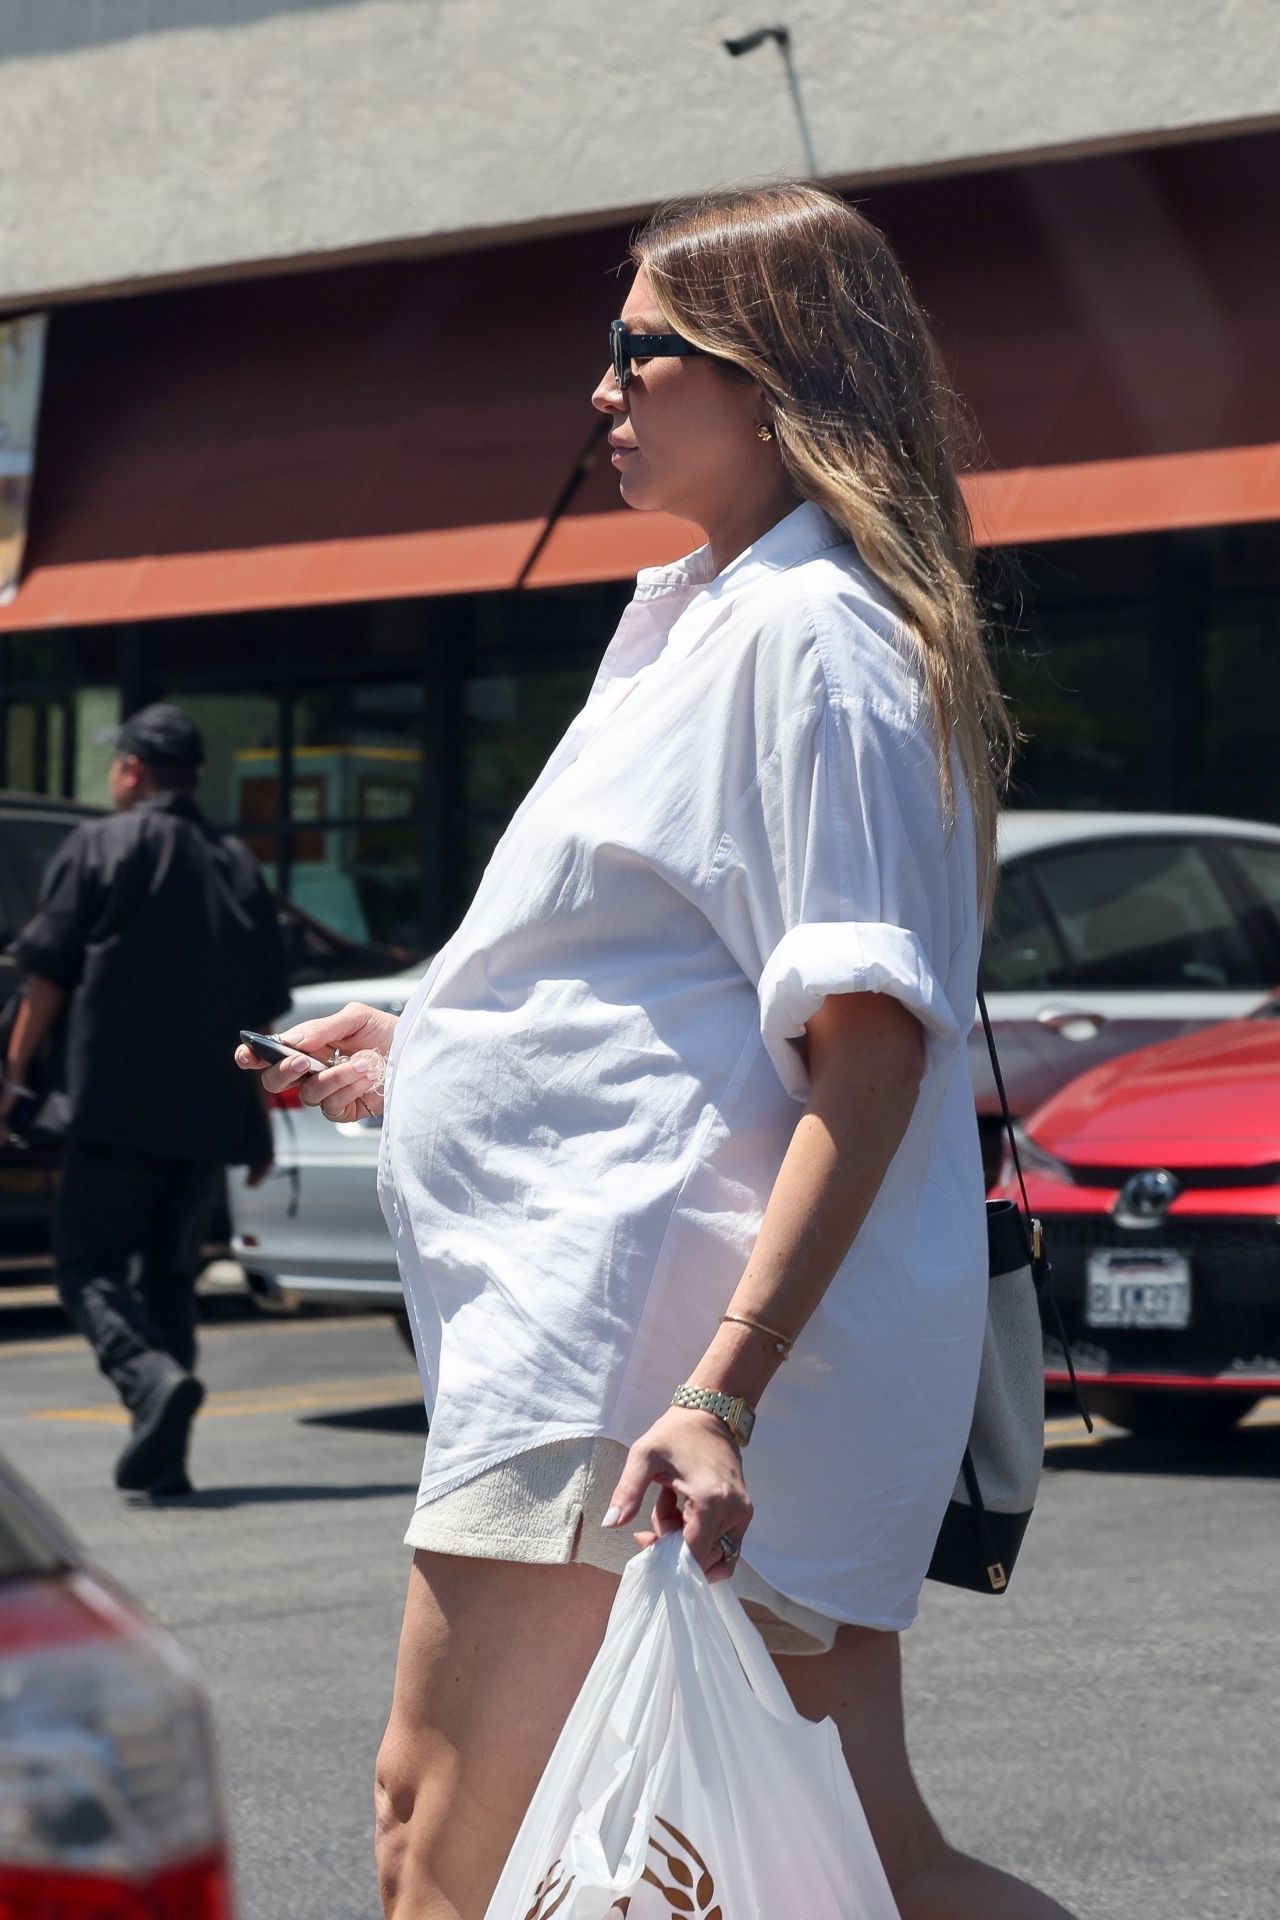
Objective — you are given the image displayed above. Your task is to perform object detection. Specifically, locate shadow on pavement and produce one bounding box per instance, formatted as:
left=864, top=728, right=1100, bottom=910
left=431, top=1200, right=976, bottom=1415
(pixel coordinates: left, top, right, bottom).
left=1045, top=1423, right=1280, bottom=1481
left=301, top=1402, right=427, bottom=1434
left=0, top=1289, right=271, bottom=1343
left=134, top=1481, right=419, bottom=1510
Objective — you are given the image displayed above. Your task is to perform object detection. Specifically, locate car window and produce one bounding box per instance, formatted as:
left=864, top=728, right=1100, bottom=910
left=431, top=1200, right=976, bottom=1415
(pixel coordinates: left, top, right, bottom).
left=1224, top=841, right=1280, bottom=926
left=0, top=817, right=83, bottom=944
left=1025, top=838, right=1268, bottom=990
left=980, top=861, right=1068, bottom=990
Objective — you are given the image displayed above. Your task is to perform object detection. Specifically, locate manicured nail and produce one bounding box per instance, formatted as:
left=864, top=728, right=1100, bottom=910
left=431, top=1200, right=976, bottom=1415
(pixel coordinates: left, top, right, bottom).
left=601, top=1506, right=622, bottom=1528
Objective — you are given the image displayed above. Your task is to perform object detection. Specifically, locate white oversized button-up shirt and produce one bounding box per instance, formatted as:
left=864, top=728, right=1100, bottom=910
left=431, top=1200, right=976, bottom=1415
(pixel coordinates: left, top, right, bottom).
left=380, top=501, right=988, bottom=1629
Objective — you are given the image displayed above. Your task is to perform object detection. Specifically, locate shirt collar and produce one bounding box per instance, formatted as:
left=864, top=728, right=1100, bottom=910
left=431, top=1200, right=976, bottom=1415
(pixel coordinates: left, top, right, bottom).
left=134, top=791, right=204, bottom=819
left=631, top=499, right=849, bottom=605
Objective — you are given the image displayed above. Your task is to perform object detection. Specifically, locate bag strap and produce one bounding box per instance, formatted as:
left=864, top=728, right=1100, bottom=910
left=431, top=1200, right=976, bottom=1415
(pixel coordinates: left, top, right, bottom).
left=977, top=985, right=1034, bottom=1234
left=978, top=986, right=1092, bottom=1434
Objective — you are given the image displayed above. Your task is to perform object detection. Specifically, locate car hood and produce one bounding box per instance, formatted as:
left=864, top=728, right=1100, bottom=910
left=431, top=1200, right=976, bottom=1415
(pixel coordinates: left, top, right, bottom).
left=286, top=963, right=429, bottom=1022
left=1031, top=1015, right=1280, bottom=1164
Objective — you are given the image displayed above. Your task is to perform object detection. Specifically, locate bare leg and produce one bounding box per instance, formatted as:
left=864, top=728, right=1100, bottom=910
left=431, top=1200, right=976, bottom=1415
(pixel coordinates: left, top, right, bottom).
left=775, top=1625, right=1078, bottom=1920
left=374, top=1552, right=1077, bottom=1920
left=374, top=1549, right=619, bottom=1920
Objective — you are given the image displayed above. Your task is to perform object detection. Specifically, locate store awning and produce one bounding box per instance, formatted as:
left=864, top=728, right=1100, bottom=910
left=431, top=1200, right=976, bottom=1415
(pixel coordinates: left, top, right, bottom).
left=0, top=228, right=679, bottom=629
left=3, top=130, right=1278, bottom=630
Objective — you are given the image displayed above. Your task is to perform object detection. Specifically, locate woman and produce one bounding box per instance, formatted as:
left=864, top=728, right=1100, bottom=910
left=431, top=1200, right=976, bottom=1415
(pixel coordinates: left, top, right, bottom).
left=238, top=184, right=1075, bottom=1920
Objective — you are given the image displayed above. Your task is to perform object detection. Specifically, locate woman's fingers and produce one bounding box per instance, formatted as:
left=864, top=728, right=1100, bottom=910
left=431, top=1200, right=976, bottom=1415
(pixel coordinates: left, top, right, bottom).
left=602, top=1445, right=662, bottom=1530
left=632, top=1482, right=682, bottom=1548
left=274, top=1011, right=359, bottom=1057
left=297, top=1053, right=384, bottom=1120
left=234, top=1047, right=320, bottom=1097
left=605, top=1430, right=751, bottom=1580
left=281, top=1002, right=399, bottom=1058
left=682, top=1491, right=753, bottom=1582
left=233, top=1004, right=396, bottom=1110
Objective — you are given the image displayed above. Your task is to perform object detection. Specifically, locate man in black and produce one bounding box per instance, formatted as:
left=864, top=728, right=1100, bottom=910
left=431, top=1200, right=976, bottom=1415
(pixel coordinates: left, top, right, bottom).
left=2, top=704, right=288, bottom=1495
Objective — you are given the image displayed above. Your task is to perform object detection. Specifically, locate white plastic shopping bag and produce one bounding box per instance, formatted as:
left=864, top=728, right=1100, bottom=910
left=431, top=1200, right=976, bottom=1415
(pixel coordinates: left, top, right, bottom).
left=484, top=1530, right=900, bottom=1919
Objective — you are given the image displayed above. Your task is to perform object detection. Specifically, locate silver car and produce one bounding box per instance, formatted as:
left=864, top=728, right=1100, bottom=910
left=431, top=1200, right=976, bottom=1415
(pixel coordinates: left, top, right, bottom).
left=234, top=810, right=1280, bottom=1310
left=232, top=963, right=426, bottom=1331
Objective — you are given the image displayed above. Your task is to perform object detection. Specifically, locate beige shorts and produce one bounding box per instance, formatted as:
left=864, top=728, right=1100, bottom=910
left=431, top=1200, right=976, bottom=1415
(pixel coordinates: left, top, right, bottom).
left=404, top=1435, right=837, bottom=1657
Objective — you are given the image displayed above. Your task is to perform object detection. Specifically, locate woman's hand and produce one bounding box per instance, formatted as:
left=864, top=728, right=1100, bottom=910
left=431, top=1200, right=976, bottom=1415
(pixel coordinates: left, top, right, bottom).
left=234, top=1002, right=399, bottom=1123
left=602, top=1407, right=753, bottom=1584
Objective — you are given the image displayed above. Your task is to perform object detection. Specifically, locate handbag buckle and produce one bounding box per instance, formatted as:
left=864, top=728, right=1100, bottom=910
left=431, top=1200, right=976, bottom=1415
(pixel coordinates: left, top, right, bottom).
left=987, top=1562, right=1008, bottom=1592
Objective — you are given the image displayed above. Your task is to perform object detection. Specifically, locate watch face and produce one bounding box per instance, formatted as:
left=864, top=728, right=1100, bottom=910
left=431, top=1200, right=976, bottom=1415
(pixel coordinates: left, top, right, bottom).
left=736, top=1401, right=756, bottom=1445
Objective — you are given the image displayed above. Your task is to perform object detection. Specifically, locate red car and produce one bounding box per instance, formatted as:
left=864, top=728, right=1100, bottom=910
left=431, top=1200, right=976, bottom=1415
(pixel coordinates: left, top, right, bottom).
left=997, top=995, right=1280, bottom=1437
left=0, top=1453, right=236, bottom=1916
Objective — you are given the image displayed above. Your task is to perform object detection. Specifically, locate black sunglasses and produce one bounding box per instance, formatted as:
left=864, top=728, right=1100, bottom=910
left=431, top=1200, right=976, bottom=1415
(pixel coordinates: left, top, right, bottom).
left=610, top=318, right=710, bottom=390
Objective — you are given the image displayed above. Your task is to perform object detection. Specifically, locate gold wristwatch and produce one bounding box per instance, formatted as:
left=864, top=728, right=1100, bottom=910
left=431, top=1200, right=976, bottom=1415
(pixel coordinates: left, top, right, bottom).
left=670, top=1383, right=756, bottom=1448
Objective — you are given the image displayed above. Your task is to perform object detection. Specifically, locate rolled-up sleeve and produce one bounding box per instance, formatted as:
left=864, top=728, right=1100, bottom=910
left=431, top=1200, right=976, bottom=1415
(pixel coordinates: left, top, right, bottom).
left=707, top=688, right=967, bottom=1100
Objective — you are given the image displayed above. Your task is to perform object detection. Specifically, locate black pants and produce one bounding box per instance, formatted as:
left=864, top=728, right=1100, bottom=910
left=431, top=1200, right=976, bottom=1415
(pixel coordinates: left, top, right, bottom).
left=53, top=1138, right=224, bottom=1414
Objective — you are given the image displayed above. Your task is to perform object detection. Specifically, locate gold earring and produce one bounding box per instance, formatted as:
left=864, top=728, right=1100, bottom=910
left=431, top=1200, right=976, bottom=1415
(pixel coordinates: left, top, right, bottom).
left=756, top=422, right=774, bottom=442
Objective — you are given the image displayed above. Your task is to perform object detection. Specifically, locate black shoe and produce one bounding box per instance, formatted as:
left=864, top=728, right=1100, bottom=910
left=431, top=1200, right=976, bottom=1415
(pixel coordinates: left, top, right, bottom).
left=115, top=1370, right=205, bottom=1492
left=148, top=1468, right=195, bottom=1499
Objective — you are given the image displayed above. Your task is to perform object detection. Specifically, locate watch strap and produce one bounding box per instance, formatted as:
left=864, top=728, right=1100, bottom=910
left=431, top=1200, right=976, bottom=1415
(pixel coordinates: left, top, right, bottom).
left=670, top=1382, right=755, bottom=1447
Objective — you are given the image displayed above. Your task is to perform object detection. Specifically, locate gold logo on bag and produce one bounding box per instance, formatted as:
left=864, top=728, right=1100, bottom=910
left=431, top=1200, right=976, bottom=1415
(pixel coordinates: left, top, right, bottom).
left=525, top=1817, right=721, bottom=1919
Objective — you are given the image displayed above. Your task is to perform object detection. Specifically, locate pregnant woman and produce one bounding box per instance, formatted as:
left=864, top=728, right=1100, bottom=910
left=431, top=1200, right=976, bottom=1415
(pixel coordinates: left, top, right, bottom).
left=238, top=184, right=1074, bottom=1920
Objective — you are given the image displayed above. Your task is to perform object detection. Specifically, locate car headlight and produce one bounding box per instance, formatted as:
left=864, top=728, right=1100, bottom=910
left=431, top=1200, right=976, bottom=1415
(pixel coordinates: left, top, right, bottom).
left=1000, top=1124, right=1074, bottom=1187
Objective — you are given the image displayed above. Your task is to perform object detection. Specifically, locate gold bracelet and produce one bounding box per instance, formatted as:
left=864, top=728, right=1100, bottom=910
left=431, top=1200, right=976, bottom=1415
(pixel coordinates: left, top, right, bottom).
left=719, top=1312, right=794, bottom=1359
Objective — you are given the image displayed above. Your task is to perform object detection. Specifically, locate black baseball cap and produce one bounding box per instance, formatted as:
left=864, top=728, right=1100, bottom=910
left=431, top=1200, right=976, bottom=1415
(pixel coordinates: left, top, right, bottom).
left=106, top=703, right=205, bottom=770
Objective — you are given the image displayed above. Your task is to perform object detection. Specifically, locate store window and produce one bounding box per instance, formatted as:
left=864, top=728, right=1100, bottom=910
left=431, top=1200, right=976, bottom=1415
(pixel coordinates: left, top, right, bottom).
left=168, top=691, right=280, bottom=837
left=3, top=687, right=121, bottom=805
left=997, top=618, right=1153, bottom=813
left=287, top=682, right=425, bottom=947
left=462, top=663, right=593, bottom=893
left=1199, top=607, right=1280, bottom=823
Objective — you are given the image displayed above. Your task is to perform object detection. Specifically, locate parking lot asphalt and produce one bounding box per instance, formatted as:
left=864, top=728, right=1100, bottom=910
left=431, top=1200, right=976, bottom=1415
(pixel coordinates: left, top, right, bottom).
left=2, top=1289, right=1278, bottom=1920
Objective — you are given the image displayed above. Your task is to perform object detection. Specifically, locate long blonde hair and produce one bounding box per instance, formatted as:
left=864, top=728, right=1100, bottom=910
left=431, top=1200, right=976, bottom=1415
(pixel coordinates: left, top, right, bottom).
left=634, top=184, right=1012, bottom=904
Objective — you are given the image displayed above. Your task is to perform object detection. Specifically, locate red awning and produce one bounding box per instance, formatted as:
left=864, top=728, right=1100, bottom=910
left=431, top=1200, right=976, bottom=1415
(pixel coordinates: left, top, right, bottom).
left=4, top=129, right=1278, bottom=630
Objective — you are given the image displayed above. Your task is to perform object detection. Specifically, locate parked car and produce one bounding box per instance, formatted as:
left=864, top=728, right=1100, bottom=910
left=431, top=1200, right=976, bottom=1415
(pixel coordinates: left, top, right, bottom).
left=236, top=808, right=1280, bottom=1325
left=976, top=811, right=1280, bottom=1179
left=0, top=788, right=411, bottom=1277
left=995, top=993, right=1280, bottom=1436
left=0, top=1451, right=235, bottom=1914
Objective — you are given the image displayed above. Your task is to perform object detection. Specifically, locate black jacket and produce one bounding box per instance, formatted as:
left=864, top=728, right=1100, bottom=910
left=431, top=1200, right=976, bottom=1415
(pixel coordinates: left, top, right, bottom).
left=10, top=794, right=288, bottom=1165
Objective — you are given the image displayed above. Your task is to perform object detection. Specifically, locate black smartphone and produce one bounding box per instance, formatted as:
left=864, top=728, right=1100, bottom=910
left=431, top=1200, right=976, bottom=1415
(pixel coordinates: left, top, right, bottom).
left=239, top=1030, right=322, bottom=1071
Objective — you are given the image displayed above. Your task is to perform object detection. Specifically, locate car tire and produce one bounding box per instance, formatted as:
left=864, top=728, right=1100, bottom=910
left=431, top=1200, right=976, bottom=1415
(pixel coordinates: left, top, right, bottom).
left=1088, top=1387, right=1259, bottom=1438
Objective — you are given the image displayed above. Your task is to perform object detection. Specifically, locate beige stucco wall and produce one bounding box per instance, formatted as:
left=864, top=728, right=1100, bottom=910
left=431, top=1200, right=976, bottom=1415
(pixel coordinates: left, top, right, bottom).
left=3, top=0, right=1278, bottom=305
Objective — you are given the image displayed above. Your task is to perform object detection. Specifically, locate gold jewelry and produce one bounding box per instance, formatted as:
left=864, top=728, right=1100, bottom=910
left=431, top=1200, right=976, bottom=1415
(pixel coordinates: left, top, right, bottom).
left=755, top=422, right=774, bottom=442
left=719, top=1312, right=793, bottom=1359
left=670, top=1383, right=756, bottom=1448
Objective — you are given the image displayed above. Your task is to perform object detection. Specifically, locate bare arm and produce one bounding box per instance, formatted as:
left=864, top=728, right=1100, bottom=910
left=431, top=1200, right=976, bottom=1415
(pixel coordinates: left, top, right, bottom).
left=606, top=990, right=926, bottom=1575
left=4, top=975, right=66, bottom=1090
left=0, top=976, right=68, bottom=1137
left=691, top=989, right=923, bottom=1403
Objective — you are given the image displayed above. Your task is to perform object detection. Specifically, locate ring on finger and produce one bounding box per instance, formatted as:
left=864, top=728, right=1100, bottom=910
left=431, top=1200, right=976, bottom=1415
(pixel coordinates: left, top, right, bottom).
left=717, top=1532, right=740, bottom=1564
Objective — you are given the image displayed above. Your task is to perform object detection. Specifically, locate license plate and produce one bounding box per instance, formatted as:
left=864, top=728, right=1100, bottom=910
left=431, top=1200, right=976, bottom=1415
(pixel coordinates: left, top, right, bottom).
left=1086, top=1249, right=1191, bottom=1330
